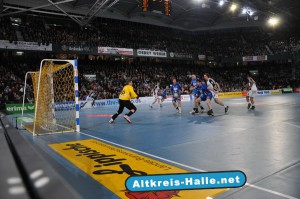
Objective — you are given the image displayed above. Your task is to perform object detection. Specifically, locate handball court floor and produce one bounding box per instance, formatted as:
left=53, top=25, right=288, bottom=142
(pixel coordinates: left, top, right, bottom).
left=9, top=94, right=300, bottom=199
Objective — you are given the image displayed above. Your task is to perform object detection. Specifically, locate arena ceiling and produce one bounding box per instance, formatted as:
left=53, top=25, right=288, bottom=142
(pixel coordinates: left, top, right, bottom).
left=1, top=0, right=300, bottom=30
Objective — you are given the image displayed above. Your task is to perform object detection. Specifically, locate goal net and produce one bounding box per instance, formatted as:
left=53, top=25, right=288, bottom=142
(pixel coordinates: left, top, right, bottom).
left=22, top=59, right=80, bottom=136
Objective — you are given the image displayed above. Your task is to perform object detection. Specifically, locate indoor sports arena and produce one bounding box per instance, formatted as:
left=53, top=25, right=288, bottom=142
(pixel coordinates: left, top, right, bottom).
left=0, top=0, right=300, bottom=199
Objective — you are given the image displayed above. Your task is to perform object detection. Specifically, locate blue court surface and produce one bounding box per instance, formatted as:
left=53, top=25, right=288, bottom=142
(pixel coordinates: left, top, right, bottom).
left=8, top=94, right=300, bottom=199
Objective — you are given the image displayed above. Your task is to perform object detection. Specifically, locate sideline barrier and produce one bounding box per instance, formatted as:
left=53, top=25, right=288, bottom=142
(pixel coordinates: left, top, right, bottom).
left=294, top=88, right=300, bottom=93
left=218, top=92, right=242, bottom=99
left=5, top=90, right=286, bottom=113
left=5, top=103, right=34, bottom=114
left=282, top=88, right=293, bottom=93
left=270, top=89, right=282, bottom=95
left=80, top=95, right=191, bottom=109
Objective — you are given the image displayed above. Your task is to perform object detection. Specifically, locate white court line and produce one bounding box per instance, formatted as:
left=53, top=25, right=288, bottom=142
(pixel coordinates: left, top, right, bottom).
left=79, top=131, right=298, bottom=199
left=284, top=122, right=300, bottom=129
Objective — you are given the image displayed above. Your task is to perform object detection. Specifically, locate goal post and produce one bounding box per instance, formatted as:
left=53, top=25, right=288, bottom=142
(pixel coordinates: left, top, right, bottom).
left=22, top=59, right=80, bottom=136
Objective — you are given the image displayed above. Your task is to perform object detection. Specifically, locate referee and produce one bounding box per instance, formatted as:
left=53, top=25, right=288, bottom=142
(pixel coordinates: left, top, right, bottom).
left=109, top=80, right=138, bottom=124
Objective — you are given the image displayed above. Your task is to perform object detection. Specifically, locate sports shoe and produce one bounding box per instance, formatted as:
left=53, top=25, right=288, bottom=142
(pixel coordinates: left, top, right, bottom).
left=179, top=109, right=182, bottom=114
left=109, top=119, right=114, bottom=124
left=200, top=109, right=205, bottom=113
left=225, top=106, right=229, bottom=113
left=160, top=104, right=162, bottom=108
left=247, top=103, right=252, bottom=110
left=123, top=115, right=131, bottom=123
left=150, top=104, right=153, bottom=108
left=207, top=109, right=214, bottom=116
left=251, top=106, right=255, bottom=110
left=190, top=110, right=195, bottom=114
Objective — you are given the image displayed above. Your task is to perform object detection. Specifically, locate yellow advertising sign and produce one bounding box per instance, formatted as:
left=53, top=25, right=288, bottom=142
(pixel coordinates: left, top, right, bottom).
left=50, top=139, right=228, bottom=199
left=219, top=92, right=242, bottom=99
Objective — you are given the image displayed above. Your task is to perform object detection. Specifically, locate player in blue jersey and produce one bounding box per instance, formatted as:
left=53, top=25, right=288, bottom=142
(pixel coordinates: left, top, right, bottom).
left=190, top=77, right=205, bottom=114
left=160, top=86, right=169, bottom=105
left=170, top=78, right=183, bottom=113
left=194, top=81, right=214, bottom=116
left=199, top=82, right=214, bottom=116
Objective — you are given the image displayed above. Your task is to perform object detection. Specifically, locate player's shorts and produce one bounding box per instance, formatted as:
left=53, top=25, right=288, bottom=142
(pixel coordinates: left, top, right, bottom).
left=153, top=94, right=161, bottom=99
left=161, top=94, right=167, bottom=100
left=201, top=93, right=213, bottom=101
left=194, top=92, right=200, bottom=99
left=85, top=96, right=95, bottom=102
left=247, top=90, right=257, bottom=98
left=210, top=90, right=219, bottom=99
left=172, top=94, right=181, bottom=102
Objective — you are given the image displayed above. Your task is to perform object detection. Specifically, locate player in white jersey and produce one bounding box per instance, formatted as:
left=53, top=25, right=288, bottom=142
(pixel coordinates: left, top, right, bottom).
left=245, top=74, right=257, bottom=110
left=150, top=82, right=162, bottom=108
left=80, top=89, right=97, bottom=109
left=203, top=74, right=229, bottom=113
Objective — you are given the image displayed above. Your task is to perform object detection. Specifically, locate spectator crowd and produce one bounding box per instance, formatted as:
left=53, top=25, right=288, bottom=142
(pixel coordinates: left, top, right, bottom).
left=1, top=58, right=298, bottom=109
left=1, top=15, right=300, bottom=109
left=1, top=16, right=300, bottom=56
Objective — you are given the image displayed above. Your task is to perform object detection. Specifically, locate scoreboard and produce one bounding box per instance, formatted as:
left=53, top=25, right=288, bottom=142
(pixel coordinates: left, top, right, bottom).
left=142, top=0, right=171, bottom=16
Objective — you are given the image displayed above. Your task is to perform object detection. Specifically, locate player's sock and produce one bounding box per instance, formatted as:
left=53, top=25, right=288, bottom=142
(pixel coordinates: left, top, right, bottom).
left=195, top=107, right=199, bottom=113
left=126, top=111, right=134, bottom=117
left=112, top=113, right=119, bottom=120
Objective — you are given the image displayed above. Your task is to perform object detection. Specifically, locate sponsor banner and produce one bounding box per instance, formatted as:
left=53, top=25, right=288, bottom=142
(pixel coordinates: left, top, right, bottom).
left=169, top=52, right=193, bottom=59
left=198, top=55, right=206, bottom=61
left=49, top=139, right=227, bottom=199
left=17, top=116, right=34, bottom=123
left=0, top=40, right=52, bottom=51
left=137, top=49, right=167, bottom=58
left=242, top=55, right=267, bottom=62
left=270, top=89, right=282, bottom=95
left=5, top=104, right=34, bottom=114
left=282, top=88, right=293, bottom=93
left=218, top=92, right=242, bottom=99
left=98, top=47, right=134, bottom=55
left=83, top=74, right=96, bottom=82
left=60, top=45, right=93, bottom=53
left=207, top=56, right=215, bottom=61
left=256, top=90, right=271, bottom=96
left=294, top=88, right=300, bottom=93
left=80, top=95, right=190, bottom=109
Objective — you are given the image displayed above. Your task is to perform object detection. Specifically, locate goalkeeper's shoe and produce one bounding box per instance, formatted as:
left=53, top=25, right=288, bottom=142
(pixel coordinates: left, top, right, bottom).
left=109, top=119, right=114, bottom=124
left=251, top=106, right=255, bottom=110
left=124, top=115, right=131, bottom=123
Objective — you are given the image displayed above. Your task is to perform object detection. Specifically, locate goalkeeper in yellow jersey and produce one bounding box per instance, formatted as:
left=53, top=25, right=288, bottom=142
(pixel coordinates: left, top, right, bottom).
left=109, top=80, right=139, bottom=124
